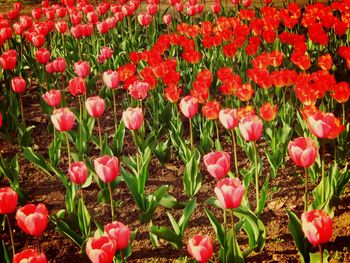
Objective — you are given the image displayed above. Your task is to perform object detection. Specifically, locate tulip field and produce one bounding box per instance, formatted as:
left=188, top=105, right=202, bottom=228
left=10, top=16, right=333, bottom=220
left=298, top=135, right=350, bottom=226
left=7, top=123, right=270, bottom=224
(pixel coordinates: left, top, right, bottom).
left=2, top=0, right=350, bottom=262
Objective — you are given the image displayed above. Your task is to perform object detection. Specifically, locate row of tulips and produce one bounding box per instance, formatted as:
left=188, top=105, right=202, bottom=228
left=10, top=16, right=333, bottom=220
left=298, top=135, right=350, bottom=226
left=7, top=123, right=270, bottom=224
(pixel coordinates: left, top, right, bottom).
left=1, top=0, right=350, bottom=262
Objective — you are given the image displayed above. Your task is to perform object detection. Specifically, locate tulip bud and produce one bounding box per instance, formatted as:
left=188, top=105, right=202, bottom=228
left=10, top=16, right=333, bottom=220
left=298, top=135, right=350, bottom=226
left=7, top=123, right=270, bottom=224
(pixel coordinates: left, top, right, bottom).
left=68, top=161, right=88, bottom=185
left=104, top=221, right=131, bottom=250
left=0, top=187, right=18, bottom=214
left=122, top=107, right=143, bottom=130
left=51, top=107, right=75, bottom=131
left=85, top=96, right=106, bottom=118
left=187, top=234, right=213, bottom=263
left=86, top=236, right=116, bottom=263
left=288, top=137, right=318, bottom=168
left=203, top=151, right=230, bottom=180
left=179, top=96, right=198, bottom=118
left=16, top=203, right=48, bottom=236
left=74, top=60, right=90, bottom=78
left=68, top=77, right=86, bottom=96
left=13, top=249, right=47, bottom=263
left=219, top=108, right=239, bottom=129
left=214, top=177, right=245, bottom=209
left=42, top=89, right=62, bottom=107
left=103, top=70, right=119, bottom=89
left=94, top=155, right=120, bottom=183
left=239, top=115, right=263, bottom=142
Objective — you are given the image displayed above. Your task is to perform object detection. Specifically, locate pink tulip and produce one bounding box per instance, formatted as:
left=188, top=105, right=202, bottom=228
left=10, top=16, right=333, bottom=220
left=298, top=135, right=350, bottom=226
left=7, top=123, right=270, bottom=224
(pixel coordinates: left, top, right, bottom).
left=74, top=60, right=90, bottom=78
left=94, top=156, right=120, bottom=183
left=86, top=236, right=116, bottom=263
left=128, top=80, right=149, bottom=100
left=68, top=161, right=88, bottom=185
left=219, top=108, right=239, bottom=129
left=163, top=14, right=171, bottom=25
left=203, top=151, right=230, bottom=179
left=238, top=115, right=263, bottom=142
left=187, top=234, right=213, bottom=263
left=301, top=209, right=332, bottom=247
left=13, top=249, right=47, bottom=263
left=35, top=48, right=50, bottom=64
left=307, top=112, right=344, bottom=139
left=214, top=177, right=245, bottom=209
left=179, top=96, right=198, bottom=118
left=104, top=221, right=131, bottom=250
left=242, top=0, right=251, bottom=7
left=85, top=96, right=106, bottom=118
left=42, top=89, right=62, bottom=107
left=288, top=137, right=318, bottom=168
left=122, top=107, right=143, bottom=130
left=0, top=187, right=18, bottom=214
left=137, top=13, right=151, bottom=27
left=51, top=108, right=75, bottom=131
left=68, top=77, right=86, bottom=96
left=11, top=76, right=26, bottom=93
left=103, top=70, right=119, bottom=89
left=16, top=203, right=48, bottom=236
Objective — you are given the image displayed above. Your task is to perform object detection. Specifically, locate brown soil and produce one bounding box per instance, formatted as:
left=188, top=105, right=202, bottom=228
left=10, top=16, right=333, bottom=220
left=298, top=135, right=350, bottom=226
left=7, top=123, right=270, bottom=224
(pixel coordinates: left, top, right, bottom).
left=1, top=84, right=350, bottom=263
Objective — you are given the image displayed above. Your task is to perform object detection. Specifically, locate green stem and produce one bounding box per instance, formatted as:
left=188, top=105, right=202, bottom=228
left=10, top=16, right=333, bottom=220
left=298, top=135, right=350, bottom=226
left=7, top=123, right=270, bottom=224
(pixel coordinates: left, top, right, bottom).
left=253, top=142, right=259, bottom=212
left=223, top=209, right=227, bottom=263
left=19, top=94, right=25, bottom=125
left=97, top=118, right=103, bottom=151
left=108, top=182, right=115, bottom=220
left=189, top=118, right=194, bottom=150
left=215, top=121, right=220, bottom=142
left=319, top=245, right=323, bottom=263
left=321, top=139, right=325, bottom=204
left=78, top=96, right=83, bottom=155
left=342, top=103, right=346, bottom=124
left=6, top=215, right=15, bottom=257
left=304, top=168, right=308, bottom=212
left=113, top=90, right=118, bottom=133
left=230, top=209, right=236, bottom=258
left=134, top=130, right=139, bottom=174
left=80, top=187, right=84, bottom=204
left=65, top=132, right=71, bottom=167
left=120, top=250, right=125, bottom=263
left=231, top=129, right=239, bottom=177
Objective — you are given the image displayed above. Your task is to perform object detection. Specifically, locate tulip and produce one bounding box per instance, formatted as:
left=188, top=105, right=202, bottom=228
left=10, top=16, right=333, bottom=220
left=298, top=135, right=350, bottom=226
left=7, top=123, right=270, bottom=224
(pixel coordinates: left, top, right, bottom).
left=86, top=236, right=116, bottom=263
left=42, top=89, right=62, bottom=107
left=68, top=77, right=86, bottom=96
left=0, top=49, right=17, bottom=70
left=13, top=249, right=47, bottom=263
left=307, top=112, right=344, bottom=139
left=122, top=107, right=143, bottom=131
left=86, top=96, right=105, bottom=149
left=137, top=13, right=151, bottom=27
left=214, top=178, right=245, bottom=209
left=11, top=76, right=26, bottom=93
left=187, top=234, right=213, bottom=263
left=0, top=187, right=18, bottom=214
left=180, top=96, right=198, bottom=149
left=16, top=203, right=48, bottom=236
left=74, top=60, right=90, bottom=78
left=128, top=80, right=149, bottom=100
left=259, top=102, right=278, bottom=122
left=163, top=14, right=171, bottom=25
left=238, top=115, right=263, bottom=142
left=104, top=221, right=131, bottom=251
left=51, top=108, right=75, bottom=132
left=203, top=151, right=230, bottom=180
left=103, top=71, right=119, bottom=89
left=202, top=101, right=220, bottom=121
left=35, top=48, right=50, bottom=64
left=68, top=161, right=88, bottom=185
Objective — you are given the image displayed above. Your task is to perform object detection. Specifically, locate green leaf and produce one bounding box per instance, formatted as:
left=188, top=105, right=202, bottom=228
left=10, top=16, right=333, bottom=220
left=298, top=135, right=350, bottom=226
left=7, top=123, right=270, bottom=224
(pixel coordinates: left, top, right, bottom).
left=286, top=209, right=311, bottom=263
left=1, top=240, right=11, bottom=263
left=167, top=212, right=180, bottom=235
left=149, top=226, right=183, bottom=249
left=178, top=198, right=196, bottom=235
left=78, top=199, right=91, bottom=237
left=204, top=207, right=225, bottom=247
left=53, top=218, right=85, bottom=247
left=309, top=249, right=329, bottom=263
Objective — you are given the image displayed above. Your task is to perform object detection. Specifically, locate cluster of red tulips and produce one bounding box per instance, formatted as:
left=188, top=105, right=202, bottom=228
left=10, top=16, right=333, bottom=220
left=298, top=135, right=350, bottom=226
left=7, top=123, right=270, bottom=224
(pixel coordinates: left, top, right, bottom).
left=1, top=0, right=350, bottom=262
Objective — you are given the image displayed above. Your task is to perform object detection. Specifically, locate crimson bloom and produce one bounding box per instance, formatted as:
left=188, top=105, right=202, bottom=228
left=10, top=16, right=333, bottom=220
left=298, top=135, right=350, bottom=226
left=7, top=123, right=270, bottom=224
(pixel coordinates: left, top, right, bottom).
left=187, top=234, right=213, bottom=263
left=35, top=48, right=50, bottom=64
left=11, top=76, right=26, bottom=93
left=214, top=177, right=245, bottom=209
left=0, top=187, right=18, bottom=214
left=68, top=77, right=86, bottom=96
left=74, top=60, right=90, bottom=78
left=202, top=101, right=220, bottom=120
left=259, top=102, right=278, bottom=121
left=301, top=209, right=332, bottom=247
left=16, top=203, right=48, bottom=236
left=13, top=249, right=47, bottom=263
left=0, top=49, right=17, bottom=70
left=128, top=80, right=149, bottom=100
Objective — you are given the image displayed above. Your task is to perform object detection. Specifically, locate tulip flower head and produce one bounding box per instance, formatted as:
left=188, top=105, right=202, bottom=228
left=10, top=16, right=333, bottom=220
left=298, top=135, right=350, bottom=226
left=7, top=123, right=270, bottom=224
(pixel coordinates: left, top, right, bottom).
left=13, top=249, right=47, bottom=263
left=301, top=209, right=332, bottom=247
left=42, top=89, right=62, bottom=107
left=94, top=155, right=120, bottom=183
left=0, top=187, right=18, bottom=214
left=74, top=60, right=90, bottom=78
left=104, top=221, right=131, bottom=251
left=307, top=112, right=344, bottom=139
left=86, top=236, right=116, bottom=263
left=214, top=177, right=245, bottom=209
left=239, top=115, right=263, bottom=142
left=68, top=161, right=88, bottom=185
left=288, top=137, right=318, bottom=168
left=68, top=77, right=86, bottom=96
left=219, top=108, right=239, bottom=129
left=11, top=76, right=26, bottom=93
left=51, top=108, right=75, bottom=131
left=103, top=70, right=119, bottom=89
left=85, top=96, right=106, bottom=118
left=122, top=107, right=143, bottom=130
left=187, top=234, right=213, bottom=263
left=16, top=203, right=48, bottom=236
left=179, top=96, right=198, bottom=119
left=259, top=102, right=278, bottom=121
left=203, top=151, right=230, bottom=179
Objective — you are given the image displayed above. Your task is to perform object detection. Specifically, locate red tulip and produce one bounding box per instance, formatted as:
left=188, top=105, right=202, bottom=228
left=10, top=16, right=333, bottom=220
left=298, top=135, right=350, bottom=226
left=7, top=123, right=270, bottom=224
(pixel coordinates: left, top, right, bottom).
left=187, top=234, right=213, bottom=263
left=97, top=21, right=109, bottom=34
left=52, top=58, right=66, bottom=73
left=85, top=96, right=105, bottom=118
left=301, top=209, right=332, bottom=247
left=51, top=108, right=75, bottom=131
left=68, top=77, right=86, bottom=96
left=74, top=60, right=90, bottom=78
left=0, top=187, right=18, bottom=214
left=179, top=96, right=198, bottom=118
left=13, top=249, right=47, bottom=263
left=86, top=236, right=116, bottom=263
left=214, top=177, right=245, bottom=209
left=212, top=2, right=221, bottom=13
left=16, top=203, right=48, bottom=236
left=129, top=80, right=149, bottom=100
left=203, top=151, right=230, bottom=179
left=138, top=13, right=152, bottom=27
left=35, top=48, right=50, bottom=64
left=103, top=70, right=119, bottom=89
left=239, top=115, right=263, bottom=142
left=42, top=89, right=62, bottom=107
left=104, top=221, right=131, bottom=250
left=202, top=101, right=220, bottom=120
left=307, top=112, right=344, bottom=139
left=55, top=20, right=68, bottom=33
left=11, top=76, right=26, bottom=93
left=94, top=156, right=120, bottom=183
left=68, top=161, right=88, bottom=185
left=259, top=102, right=278, bottom=121
left=0, top=49, right=17, bottom=70
left=288, top=137, right=318, bottom=168
left=122, top=107, right=143, bottom=130
left=98, top=47, right=113, bottom=64
left=219, top=108, right=239, bottom=129
left=163, top=14, right=171, bottom=25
